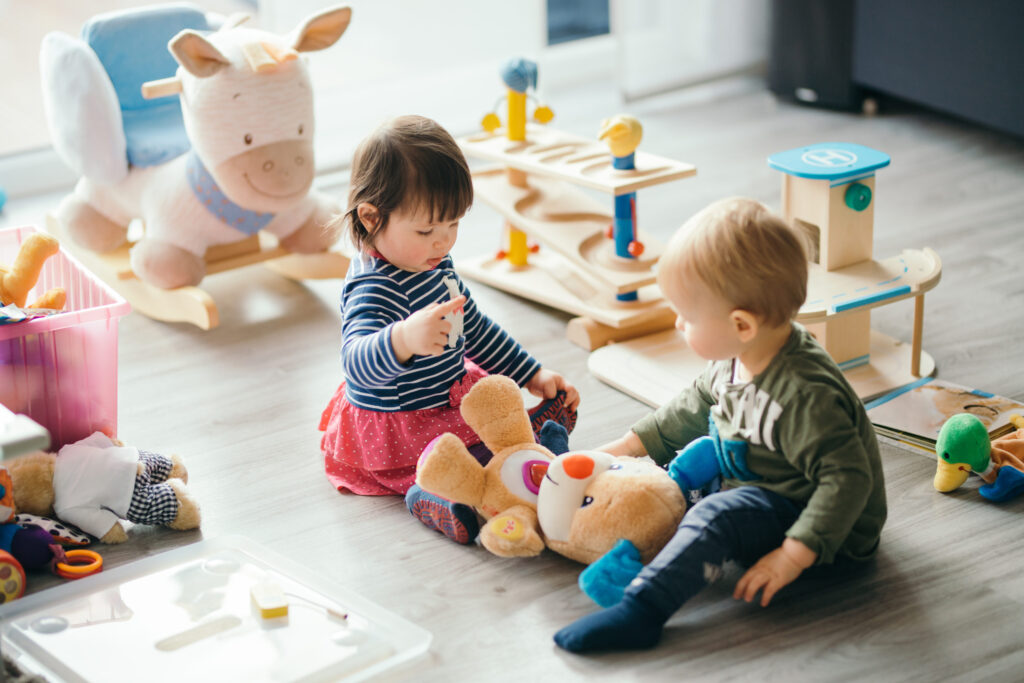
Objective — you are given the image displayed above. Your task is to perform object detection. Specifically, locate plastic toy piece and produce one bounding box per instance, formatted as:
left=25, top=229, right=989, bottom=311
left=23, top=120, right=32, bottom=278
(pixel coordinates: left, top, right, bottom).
left=0, top=550, right=26, bottom=603
left=441, top=276, right=464, bottom=347
left=155, top=614, right=243, bottom=651
left=251, top=578, right=289, bottom=618
left=55, top=549, right=103, bottom=580
left=0, top=232, right=66, bottom=310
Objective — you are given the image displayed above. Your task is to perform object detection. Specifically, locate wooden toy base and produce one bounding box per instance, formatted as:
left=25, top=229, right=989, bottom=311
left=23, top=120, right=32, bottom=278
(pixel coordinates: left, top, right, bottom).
left=47, top=215, right=349, bottom=329
left=588, top=327, right=935, bottom=407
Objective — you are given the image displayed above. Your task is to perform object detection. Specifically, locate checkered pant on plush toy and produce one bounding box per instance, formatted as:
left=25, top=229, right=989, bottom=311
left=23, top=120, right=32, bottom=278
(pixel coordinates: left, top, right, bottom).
left=126, top=450, right=180, bottom=526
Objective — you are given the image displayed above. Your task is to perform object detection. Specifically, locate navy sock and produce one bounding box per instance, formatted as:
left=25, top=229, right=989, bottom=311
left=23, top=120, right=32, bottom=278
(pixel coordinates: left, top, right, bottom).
left=528, top=390, right=577, bottom=435
left=405, top=484, right=480, bottom=544
left=553, top=596, right=666, bottom=653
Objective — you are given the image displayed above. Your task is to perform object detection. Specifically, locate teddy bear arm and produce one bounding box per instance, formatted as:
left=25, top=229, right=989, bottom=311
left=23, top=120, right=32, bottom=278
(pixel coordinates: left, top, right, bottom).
left=479, top=504, right=545, bottom=558
left=416, top=433, right=486, bottom=507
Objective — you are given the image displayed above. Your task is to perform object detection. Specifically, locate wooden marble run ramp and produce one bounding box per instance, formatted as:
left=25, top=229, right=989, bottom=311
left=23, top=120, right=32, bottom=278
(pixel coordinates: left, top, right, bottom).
left=588, top=247, right=942, bottom=404
left=471, top=168, right=663, bottom=294
left=460, top=125, right=696, bottom=196
left=458, top=126, right=696, bottom=345
left=47, top=215, right=348, bottom=329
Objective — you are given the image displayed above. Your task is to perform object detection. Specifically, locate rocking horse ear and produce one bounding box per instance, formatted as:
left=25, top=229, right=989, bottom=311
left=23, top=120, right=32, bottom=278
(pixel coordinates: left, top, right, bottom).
left=170, top=30, right=231, bottom=78
left=289, top=5, right=352, bottom=53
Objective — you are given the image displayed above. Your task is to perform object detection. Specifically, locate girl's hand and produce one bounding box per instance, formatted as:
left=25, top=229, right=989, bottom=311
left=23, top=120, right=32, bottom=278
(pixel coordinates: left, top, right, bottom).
left=525, top=368, right=581, bottom=411
left=392, top=296, right=466, bottom=363
left=733, top=538, right=816, bottom=607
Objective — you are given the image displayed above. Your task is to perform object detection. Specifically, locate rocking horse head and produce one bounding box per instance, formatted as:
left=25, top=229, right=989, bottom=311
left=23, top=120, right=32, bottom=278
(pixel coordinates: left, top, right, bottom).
left=159, top=6, right=352, bottom=214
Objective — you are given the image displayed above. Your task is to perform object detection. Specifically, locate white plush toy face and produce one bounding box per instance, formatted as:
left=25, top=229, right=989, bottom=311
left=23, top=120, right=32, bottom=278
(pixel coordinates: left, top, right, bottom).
left=538, top=450, right=620, bottom=542
left=170, top=6, right=351, bottom=213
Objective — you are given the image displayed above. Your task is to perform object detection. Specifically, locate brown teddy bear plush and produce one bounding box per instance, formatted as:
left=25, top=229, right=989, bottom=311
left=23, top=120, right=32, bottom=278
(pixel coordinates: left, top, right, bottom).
left=5, top=432, right=200, bottom=543
left=416, top=375, right=686, bottom=564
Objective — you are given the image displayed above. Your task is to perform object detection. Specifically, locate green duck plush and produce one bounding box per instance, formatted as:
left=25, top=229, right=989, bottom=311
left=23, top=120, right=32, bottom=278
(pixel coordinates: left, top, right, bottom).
left=934, top=413, right=1024, bottom=502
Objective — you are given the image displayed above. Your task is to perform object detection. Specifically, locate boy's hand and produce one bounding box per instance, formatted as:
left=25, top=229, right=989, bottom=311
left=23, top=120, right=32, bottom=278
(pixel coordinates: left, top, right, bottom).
left=525, top=368, right=580, bottom=411
left=733, top=538, right=816, bottom=607
left=598, top=430, right=647, bottom=458
left=392, top=296, right=466, bottom=363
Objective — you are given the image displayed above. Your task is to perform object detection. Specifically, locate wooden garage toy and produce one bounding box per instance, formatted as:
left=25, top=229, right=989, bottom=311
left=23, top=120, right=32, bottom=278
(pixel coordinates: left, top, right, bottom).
left=458, top=60, right=696, bottom=350
left=588, top=142, right=942, bottom=405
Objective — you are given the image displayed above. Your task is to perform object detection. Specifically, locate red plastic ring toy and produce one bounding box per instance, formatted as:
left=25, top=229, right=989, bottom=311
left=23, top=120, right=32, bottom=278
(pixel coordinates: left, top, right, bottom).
left=56, top=549, right=103, bottom=580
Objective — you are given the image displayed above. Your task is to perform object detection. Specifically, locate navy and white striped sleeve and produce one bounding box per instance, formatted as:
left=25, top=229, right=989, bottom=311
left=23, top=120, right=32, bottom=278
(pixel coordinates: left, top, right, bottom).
left=341, top=275, right=409, bottom=387
left=457, top=277, right=540, bottom=386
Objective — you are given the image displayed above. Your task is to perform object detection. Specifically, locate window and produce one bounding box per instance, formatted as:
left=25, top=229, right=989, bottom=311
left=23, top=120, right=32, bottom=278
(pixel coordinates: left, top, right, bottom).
left=547, top=0, right=610, bottom=45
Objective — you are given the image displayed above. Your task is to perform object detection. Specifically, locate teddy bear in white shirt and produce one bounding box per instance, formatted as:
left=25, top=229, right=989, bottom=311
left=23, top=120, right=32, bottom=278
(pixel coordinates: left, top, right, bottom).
left=5, top=432, right=200, bottom=543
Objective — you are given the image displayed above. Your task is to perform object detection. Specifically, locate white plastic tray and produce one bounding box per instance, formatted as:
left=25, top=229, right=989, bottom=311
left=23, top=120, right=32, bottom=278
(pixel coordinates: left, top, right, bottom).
left=0, top=536, right=431, bottom=682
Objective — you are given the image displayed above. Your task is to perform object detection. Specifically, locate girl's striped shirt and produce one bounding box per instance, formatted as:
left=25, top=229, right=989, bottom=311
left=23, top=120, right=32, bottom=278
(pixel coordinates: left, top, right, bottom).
left=340, top=252, right=540, bottom=411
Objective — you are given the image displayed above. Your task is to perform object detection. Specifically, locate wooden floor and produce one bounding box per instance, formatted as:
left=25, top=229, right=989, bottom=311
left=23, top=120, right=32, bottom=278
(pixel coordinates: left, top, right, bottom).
left=3, top=78, right=1024, bottom=682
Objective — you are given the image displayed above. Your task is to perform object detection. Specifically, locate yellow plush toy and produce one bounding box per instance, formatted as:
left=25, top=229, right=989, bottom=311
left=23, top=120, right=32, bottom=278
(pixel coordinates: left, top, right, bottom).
left=5, top=432, right=200, bottom=544
left=416, top=375, right=686, bottom=564
left=0, top=232, right=67, bottom=310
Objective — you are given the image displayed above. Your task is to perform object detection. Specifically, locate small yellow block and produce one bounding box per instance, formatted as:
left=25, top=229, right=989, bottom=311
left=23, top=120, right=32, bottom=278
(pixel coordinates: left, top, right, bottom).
left=251, top=579, right=289, bottom=619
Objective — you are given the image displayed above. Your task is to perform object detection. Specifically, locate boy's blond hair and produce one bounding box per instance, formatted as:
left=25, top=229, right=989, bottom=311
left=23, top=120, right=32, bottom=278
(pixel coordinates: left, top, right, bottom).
left=658, top=197, right=808, bottom=327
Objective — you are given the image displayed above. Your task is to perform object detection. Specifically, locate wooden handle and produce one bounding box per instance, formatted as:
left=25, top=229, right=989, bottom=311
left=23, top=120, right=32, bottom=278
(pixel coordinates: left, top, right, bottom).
left=141, top=77, right=183, bottom=99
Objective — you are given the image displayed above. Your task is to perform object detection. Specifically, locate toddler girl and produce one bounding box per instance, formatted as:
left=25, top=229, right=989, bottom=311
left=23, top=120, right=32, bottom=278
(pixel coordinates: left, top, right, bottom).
left=319, top=115, right=580, bottom=542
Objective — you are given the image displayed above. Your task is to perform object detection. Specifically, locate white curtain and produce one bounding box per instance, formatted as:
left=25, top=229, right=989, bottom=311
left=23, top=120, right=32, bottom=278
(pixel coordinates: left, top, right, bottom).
left=612, top=0, right=769, bottom=100
left=260, top=0, right=549, bottom=170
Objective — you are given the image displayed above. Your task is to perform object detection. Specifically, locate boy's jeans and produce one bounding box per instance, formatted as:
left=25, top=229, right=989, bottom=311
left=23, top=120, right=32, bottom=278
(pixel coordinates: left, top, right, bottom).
left=626, top=486, right=804, bottom=618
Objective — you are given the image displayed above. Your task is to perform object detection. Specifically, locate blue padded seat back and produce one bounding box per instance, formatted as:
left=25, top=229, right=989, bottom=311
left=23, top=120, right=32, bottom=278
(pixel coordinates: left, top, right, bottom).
left=82, top=3, right=210, bottom=167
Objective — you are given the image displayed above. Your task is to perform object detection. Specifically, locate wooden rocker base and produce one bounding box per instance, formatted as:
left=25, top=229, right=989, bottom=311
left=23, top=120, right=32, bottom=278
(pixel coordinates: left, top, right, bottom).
left=47, top=216, right=349, bottom=329
left=588, top=327, right=936, bottom=408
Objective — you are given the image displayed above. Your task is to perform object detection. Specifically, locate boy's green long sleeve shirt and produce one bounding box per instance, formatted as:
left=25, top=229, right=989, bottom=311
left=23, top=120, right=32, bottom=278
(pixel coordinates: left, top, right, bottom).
left=632, top=324, right=887, bottom=564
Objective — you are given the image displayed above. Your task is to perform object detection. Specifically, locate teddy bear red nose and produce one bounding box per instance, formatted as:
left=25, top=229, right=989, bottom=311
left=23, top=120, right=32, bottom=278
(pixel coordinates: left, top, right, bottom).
left=562, top=454, right=595, bottom=479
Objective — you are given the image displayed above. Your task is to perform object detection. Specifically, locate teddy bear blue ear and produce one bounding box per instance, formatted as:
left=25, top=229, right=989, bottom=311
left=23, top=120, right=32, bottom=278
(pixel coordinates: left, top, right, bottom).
left=538, top=420, right=569, bottom=455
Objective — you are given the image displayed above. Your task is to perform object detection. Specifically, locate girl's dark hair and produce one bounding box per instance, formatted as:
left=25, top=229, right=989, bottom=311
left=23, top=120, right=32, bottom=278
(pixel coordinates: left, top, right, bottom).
left=337, top=115, right=473, bottom=251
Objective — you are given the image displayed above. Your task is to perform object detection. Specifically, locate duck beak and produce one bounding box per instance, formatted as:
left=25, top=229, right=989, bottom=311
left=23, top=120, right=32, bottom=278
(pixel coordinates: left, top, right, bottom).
left=598, top=121, right=627, bottom=141
left=934, top=459, right=971, bottom=492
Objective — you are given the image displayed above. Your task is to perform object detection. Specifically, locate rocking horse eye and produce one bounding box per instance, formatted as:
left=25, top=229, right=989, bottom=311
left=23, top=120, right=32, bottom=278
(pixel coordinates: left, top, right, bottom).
left=298, top=124, right=304, bottom=135
left=244, top=133, right=253, bottom=145
left=581, top=496, right=594, bottom=508
left=609, top=464, right=623, bottom=470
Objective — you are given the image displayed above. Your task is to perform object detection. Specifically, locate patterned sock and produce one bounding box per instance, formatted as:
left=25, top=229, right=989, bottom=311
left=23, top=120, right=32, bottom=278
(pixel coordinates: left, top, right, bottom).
left=405, top=484, right=480, bottom=545
left=528, top=390, right=577, bottom=435
left=553, top=596, right=666, bottom=653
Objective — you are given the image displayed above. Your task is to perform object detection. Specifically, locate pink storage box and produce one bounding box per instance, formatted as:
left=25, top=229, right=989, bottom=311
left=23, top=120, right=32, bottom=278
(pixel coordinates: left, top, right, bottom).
left=1, top=226, right=131, bottom=449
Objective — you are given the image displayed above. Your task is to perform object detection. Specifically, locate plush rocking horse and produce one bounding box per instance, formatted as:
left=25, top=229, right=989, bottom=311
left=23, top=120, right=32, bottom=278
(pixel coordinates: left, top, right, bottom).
left=40, top=4, right=353, bottom=328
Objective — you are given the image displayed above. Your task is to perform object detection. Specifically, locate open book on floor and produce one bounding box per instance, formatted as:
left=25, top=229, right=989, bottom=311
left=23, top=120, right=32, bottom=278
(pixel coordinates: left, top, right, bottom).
left=865, top=377, right=1024, bottom=453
